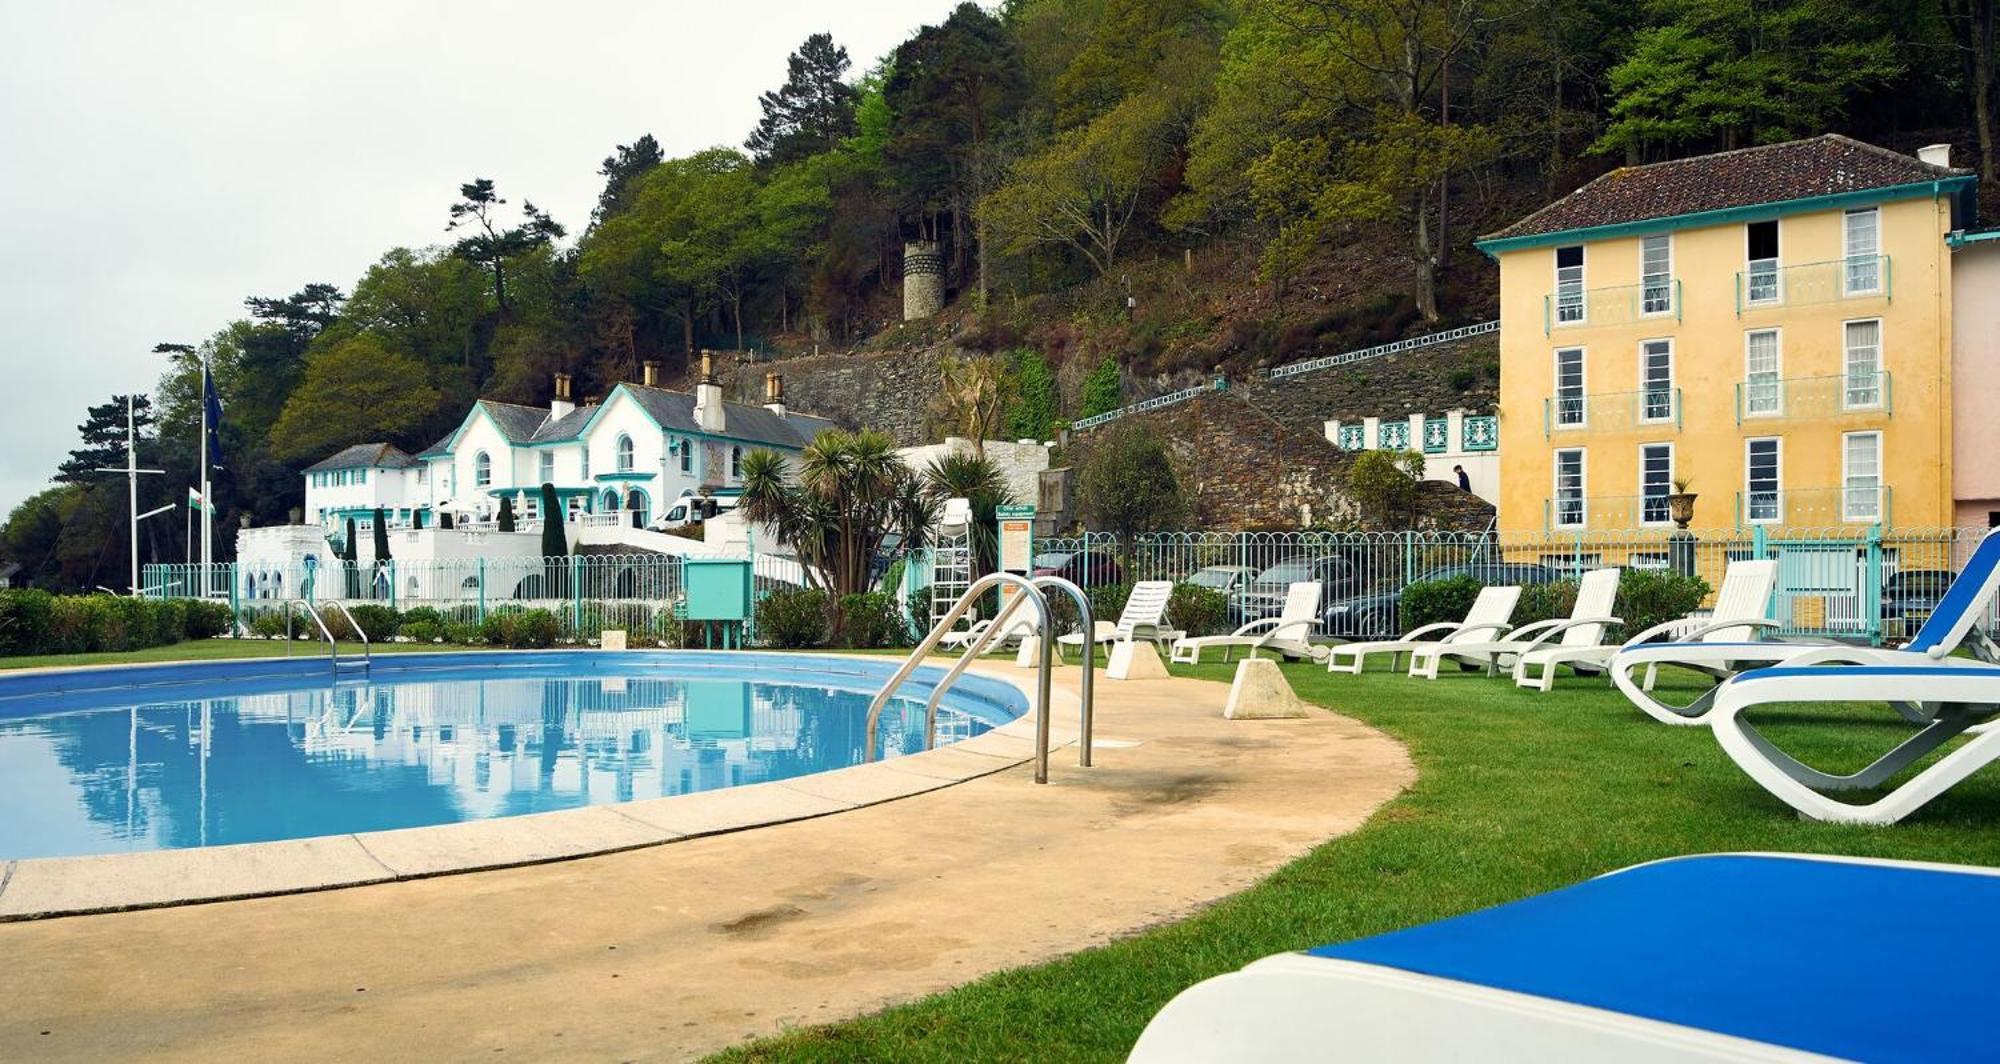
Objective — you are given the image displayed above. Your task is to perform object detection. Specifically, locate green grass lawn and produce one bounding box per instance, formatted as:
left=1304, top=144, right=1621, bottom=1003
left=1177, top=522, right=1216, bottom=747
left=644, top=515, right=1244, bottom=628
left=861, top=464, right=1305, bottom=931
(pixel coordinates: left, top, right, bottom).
left=713, top=657, right=2000, bottom=1062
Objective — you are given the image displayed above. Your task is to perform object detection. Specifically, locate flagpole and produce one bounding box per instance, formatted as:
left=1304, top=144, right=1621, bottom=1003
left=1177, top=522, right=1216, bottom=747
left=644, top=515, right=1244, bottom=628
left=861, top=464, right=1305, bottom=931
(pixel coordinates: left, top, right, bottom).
left=200, top=353, right=212, bottom=594
left=127, top=395, right=139, bottom=596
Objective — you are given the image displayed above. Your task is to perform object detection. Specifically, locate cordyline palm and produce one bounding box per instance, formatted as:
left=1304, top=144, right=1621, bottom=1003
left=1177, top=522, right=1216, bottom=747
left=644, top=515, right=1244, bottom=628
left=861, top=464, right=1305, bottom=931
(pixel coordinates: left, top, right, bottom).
left=741, top=429, right=937, bottom=598
left=923, top=450, right=1012, bottom=579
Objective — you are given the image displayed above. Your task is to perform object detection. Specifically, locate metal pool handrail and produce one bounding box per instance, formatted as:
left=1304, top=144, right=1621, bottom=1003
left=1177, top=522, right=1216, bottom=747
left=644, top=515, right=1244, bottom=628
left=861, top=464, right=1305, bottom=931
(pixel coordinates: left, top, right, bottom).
left=1031, top=575, right=1096, bottom=768
left=866, top=572, right=1055, bottom=783
left=321, top=600, right=372, bottom=669
left=281, top=599, right=371, bottom=672
left=917, top=574, right=1095, bottom=770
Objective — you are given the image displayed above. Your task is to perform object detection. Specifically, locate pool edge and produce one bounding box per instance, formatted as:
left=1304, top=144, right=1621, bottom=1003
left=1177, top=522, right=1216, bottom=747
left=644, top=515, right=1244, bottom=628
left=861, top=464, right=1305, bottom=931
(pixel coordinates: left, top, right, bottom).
left=0, top=652, right=1076, bottom=922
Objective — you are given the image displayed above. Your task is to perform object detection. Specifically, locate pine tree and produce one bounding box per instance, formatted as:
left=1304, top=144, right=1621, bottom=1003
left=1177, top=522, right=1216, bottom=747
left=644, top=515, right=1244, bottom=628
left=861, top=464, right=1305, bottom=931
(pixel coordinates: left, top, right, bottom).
left=746, top=33, right=859, bottom=166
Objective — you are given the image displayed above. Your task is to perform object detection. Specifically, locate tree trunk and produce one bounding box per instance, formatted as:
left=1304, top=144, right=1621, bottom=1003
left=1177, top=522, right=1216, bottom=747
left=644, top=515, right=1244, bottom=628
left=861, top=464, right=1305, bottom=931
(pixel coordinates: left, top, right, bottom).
left=1413, top=190, right=1439, bottom=323
left=733, top=289, right=744, bottom=353
left=494, top=261, right=508, bottom=316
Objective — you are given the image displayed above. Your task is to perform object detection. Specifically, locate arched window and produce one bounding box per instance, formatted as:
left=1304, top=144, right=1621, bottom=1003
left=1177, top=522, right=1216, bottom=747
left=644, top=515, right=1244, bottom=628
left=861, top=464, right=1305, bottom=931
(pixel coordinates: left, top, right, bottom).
left=625, top=488, right=649, bottom=528
left=677, top=437, right=692, bottom=474
left=730, top=446, right=742, bottom=479
left=474, top=451, right=492, bottom=487
left=601, top=489, right=620, bottom=513
left=616, top=434, right=634, bottom=472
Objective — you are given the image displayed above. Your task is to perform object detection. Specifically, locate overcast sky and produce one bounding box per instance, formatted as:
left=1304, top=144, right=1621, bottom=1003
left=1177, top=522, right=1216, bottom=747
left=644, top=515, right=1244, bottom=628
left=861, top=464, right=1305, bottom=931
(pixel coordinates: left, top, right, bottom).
left=0, top=0, right=957, bottom=514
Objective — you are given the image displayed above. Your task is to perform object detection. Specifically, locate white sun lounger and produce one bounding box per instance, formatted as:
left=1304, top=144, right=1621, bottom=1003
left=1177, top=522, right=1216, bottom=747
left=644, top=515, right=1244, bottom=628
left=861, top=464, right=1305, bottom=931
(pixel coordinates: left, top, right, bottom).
left=1614, top=529, right=2000, bottom=724
left=1326, top=585, right=1521, bottom=675
left=1170, top=581, right=1325, bottom=664
left=1710, top=661, right=2000, bottom=824
left=935, top=616, right=992, bottom=650
left=1056, top=580, right=1182, bottom=656
left=1408, top=568, right=1621, bottom=680
left=1523, top=559, right=1780, bottom=695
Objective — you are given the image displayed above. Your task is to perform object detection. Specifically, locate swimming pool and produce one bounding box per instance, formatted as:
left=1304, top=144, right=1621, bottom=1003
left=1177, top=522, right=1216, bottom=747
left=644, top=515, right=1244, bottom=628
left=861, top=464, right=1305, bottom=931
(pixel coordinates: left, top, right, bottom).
left=0, top=651, right=1027, bottom=861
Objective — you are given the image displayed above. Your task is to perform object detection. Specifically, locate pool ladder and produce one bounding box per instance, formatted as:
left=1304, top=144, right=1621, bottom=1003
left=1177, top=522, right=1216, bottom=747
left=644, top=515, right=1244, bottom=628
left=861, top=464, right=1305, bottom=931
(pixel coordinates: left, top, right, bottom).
left=282, top=599, right=372, bottom=675
left=864, top=573, right=1095, bottom=785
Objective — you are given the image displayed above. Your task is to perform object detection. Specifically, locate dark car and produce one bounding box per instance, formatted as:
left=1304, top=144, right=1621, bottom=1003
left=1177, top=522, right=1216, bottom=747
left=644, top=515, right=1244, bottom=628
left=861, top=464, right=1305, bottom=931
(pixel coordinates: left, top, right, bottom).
left=1032, top=549, right=1124, bottom=587
left=1882, top=569, right=1955, bottom=641
left=1321, top=562, right=1564, bottom=639
left=1236, top=555, right=1368, bottom=623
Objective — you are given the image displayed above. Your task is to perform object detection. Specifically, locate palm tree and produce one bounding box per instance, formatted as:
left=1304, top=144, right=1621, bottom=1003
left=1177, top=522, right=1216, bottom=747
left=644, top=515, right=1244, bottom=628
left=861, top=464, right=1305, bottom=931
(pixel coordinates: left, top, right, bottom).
left=741, top=429, right=938, bottom=599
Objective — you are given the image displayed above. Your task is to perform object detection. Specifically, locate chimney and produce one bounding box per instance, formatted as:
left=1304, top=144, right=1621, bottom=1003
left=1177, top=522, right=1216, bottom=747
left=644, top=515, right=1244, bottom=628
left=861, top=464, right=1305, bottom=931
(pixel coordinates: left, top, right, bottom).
left=550, top=372, right=574, bottom=420
left=641, top=360, right=659, bottom=388
left=1919, top=143, right=1952, bottom=168
left=763, top=372, right=786, bottom=417
left=693, top=349, right=726, bottom=432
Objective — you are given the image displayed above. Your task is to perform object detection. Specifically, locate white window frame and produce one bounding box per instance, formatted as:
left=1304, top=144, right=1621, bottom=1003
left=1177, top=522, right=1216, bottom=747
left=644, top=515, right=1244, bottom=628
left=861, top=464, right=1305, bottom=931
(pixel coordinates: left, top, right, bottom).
left=1842, top=318, right=1884, bottom=409
left=1843, top=207, right=1882, bottom=295
left=1638, top=338, right=1674, bottom=424
left=1744, top=437, right=1783, bottom=525
left=679, top=437, right=693, bottom=474
left=1553, top=347, right=1587, bottom=428
left=1745, top=219, right=1781, bottom=306
left=1842, top=430, right=1883, bottom=523
left=1743, top=329, right=1783, bottom=418
left=1554, top=245, right=1586, bottom=325
left=1553, top=447, right=1587, bottom=529
left=616, top=433, right=635, bottom=472
left=1639, top=442, right=1675, bottom=526
left=474, top=451, right=491, bottom=488
left=537, top=450, right=555, bottom=486
left=580, top=445, right=589, bottom=480
left=1640, top=234, right=1673, bottom=316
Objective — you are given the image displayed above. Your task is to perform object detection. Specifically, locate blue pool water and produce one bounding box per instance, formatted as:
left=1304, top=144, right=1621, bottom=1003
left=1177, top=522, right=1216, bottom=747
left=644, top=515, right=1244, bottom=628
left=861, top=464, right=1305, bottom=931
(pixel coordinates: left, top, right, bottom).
left=0, top=652, right=1025, bottom=860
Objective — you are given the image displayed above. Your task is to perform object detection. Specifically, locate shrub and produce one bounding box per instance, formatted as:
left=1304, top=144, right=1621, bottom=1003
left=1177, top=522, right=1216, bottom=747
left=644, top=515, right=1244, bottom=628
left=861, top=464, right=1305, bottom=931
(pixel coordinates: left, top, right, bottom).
left=1168, top=583, right=1230, bottom=637
left=837, top=592, right=907, bottom=648
left=1447, top=367, right=1479, bottom=390
left=1399, top=574, right=1482, bottom=633
left=344, top=604, right=401, bottom=642
left=1516, top=581, right=1580, bottom=627
left=184, top=600, right=235, bottom=639
left=477, top=607, right=559, bottom=648
left=443, top=621, right=483, bottom=645
left=0, top=589, right=55, bottom=655
left=1088, top=582, right=1133, bottom=627
left=757, top=587, right=829, bottom=648
left=1346, top=449, right=1425, bottom=529
left=1616, top=569, right=1710, bottom=637
left=399, top=606, right=445, bottom=628
left=906, top=583, right=931, bottom=636
left=401, top=620, right=445, bottom=644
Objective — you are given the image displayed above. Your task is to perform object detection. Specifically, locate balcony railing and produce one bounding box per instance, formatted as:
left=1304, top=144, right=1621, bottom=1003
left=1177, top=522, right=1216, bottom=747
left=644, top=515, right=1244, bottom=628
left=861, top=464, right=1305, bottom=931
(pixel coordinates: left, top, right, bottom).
left=1734, top=371, right=1892, bottom=423
left=1735, top=255, right=1891, bottom=313
left=1544, top=387, right=1682, bottom=436
left=1734, top=486, right=1891, bottom=528
left=1542, top=493, right=1679, bottom=530
left=1543, top=279, right=1681, bottom=333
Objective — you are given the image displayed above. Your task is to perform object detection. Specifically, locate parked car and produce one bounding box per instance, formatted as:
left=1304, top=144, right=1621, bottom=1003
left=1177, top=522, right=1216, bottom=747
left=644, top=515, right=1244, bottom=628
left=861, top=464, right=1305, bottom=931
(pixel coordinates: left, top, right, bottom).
left=1321, top=562, right=1563, bottom=639
left=1182, top=564, right=1258, bottom=610
left=1032, top=549, right=1124, bottom=587
left=1881, top=568, right=1955, bottom=641
left=1237, top=555, right=1367, bottom=624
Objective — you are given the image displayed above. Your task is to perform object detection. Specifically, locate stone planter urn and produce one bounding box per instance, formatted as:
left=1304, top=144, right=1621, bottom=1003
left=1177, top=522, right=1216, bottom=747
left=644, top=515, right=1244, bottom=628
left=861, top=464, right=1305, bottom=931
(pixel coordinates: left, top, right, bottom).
left=1667, top=492, right=1698, bottom=530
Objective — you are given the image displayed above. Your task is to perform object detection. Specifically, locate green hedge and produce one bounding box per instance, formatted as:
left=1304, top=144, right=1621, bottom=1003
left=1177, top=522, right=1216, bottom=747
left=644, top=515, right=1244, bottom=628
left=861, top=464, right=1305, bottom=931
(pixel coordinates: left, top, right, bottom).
left=0, top=590, right=234, bottom=657
left=757, top=587, right=830, bottom=648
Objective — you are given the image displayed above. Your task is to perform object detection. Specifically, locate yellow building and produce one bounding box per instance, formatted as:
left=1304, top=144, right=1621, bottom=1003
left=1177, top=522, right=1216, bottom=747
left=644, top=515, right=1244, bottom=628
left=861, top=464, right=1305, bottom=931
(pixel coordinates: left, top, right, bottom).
left=1477, top=135, right=1977, bottom=533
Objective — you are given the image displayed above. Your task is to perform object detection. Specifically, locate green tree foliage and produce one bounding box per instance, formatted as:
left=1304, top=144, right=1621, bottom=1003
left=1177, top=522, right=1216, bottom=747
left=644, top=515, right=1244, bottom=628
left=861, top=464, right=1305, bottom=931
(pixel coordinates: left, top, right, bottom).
left=1594, top=0, right=1903, bottom=160
left=1077, top=423, right=1187, bottom=547
left=0, top=486, right=82, bottom=589
left=923, top=449, right=1011, bottom=578
left=540, top=483, right=568, bottom=557
left=1003, top=348, right=1058, bottom=440
left=446, top=178, right=566, bottom=316
left=747, top=33, right=860, bottom=166
left=266, top=334, right=441, bottom=465
left=56, top=395, right=155, bottom=485
left=594, top=134, right=664, bottom=222
left=1080, top=356, right=1122, bottom=419
left=1344, top=449, right=1425, bottom=528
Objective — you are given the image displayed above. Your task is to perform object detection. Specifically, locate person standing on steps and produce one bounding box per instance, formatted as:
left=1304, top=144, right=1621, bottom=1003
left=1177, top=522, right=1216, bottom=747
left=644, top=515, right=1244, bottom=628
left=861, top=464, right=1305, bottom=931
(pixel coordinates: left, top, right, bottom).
left=1454, top=465, right=1471, bottom=492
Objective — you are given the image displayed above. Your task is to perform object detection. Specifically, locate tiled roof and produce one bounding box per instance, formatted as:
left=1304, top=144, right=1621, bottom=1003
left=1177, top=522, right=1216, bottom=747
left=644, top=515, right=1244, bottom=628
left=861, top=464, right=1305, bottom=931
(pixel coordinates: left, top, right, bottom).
left=304, top=442, right=417, bottom=473
left=477, top=401, right=554, bottom=443
left=1481, top=135, right=1968, bottom=244
left=621, top=384, right=837, bottom=450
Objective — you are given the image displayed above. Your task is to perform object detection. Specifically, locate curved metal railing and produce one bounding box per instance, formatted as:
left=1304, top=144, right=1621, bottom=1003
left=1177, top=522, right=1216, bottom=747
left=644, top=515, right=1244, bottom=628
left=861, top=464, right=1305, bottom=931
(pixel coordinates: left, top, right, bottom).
left=865, top=572, right=1055, bottom=782
left=282, top=599, right=371, bottom=671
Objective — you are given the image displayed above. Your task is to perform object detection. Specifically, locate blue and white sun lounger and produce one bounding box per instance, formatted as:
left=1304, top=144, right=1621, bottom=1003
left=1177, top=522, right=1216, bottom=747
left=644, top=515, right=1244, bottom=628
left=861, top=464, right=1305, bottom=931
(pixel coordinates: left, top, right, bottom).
left=1613, top=530, right=2000, bottom=725
left=1131, top=853, right=2000, bottom=1063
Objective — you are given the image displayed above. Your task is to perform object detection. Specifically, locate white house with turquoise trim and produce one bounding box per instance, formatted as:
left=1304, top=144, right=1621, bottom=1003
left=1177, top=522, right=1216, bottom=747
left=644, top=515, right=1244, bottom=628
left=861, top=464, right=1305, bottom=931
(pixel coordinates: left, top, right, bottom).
left=304, top=359, right=835, bottom=534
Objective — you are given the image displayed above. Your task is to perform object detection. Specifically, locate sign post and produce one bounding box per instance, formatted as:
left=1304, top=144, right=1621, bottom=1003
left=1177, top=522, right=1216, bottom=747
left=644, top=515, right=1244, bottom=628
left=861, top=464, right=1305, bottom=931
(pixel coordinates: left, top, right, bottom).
left=997, top=503, right=1036, bottom=614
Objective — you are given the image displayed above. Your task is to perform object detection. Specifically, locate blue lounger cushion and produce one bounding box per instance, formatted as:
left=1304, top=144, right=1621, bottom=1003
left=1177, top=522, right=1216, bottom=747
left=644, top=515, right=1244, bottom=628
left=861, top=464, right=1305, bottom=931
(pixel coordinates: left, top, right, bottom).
left=1309, top=854, right=1998, bottom=1062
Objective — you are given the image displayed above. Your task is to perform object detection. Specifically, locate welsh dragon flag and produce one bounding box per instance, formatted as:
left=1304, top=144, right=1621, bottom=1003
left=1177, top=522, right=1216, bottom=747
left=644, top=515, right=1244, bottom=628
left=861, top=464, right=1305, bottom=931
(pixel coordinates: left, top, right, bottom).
left=187, top=486, right=205, bottom=512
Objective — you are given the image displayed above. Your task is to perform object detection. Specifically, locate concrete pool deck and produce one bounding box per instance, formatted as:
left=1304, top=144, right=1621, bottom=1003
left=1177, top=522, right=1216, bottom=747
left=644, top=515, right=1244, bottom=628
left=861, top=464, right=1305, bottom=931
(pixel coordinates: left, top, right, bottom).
left=0, top=660, right=1413, bottom=1062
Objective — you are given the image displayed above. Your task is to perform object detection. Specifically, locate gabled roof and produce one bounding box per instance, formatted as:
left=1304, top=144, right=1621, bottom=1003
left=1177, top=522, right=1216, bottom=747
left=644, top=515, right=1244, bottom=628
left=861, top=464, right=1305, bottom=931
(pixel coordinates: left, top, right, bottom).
left=1479, top=135, right=1971, bottom=249
left=304, top=442, right=417, bottom=473
left=616, top=383, right=838, bottom=450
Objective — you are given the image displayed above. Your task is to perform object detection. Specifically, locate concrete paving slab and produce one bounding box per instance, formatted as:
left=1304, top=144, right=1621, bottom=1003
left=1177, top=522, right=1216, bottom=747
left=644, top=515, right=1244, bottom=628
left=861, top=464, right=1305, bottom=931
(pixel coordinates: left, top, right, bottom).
left=354, top=806, right=677, bottom=879
left=780, top=760, right=957, bottom=806
left=880, top=745, right=1027, bottom=781
left=0, top=836, right=393, bottom=919
left=614, top=780, right=847, bottom=837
